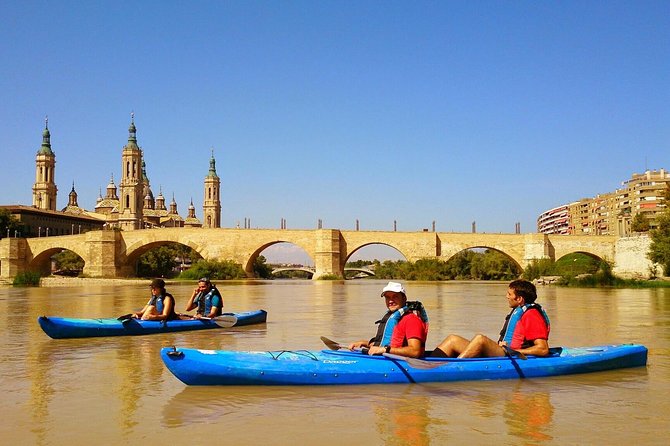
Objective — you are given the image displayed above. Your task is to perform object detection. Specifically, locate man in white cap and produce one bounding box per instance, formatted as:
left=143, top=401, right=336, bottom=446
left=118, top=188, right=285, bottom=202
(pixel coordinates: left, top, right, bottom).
left=348, top=281, right=428, bottom=358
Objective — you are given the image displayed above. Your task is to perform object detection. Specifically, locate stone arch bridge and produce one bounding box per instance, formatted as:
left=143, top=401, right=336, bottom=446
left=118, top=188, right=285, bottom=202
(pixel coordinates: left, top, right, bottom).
left=0, top=228, right=653, bottom=280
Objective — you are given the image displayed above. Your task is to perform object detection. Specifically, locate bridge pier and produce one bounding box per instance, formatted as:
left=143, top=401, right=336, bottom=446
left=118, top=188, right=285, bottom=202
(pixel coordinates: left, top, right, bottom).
left=313, top=229, right=344, bottom=279
left=83, top=230, right=132, bottom=278
left=0, top=237, right=29, bottom=279
left=523, top=233, right=554, bottom=265
left=613, top=234, right=655, bottom=279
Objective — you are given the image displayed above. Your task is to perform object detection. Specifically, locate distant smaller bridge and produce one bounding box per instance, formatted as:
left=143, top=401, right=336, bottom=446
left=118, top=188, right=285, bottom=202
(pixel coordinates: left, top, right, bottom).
left=271, top=266, right=375, bottom=279
left=272, top=267, right=316, bottom=276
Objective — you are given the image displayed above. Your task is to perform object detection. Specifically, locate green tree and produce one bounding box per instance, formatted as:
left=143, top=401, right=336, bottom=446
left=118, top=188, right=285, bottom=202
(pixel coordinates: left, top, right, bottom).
left=180, top=259, right=246, bottom=280
left=52, top=250, right=84, bottom=271
left=444, top=251, right=475, bottom=279
left=367, top=250, right=521, bottom=281
left=137, top=244, right=201, bottom=278
left=648, top=211, right=670, bottom=276
left=346, top=259, right=375, bottom=268
left=522, top=258, right=555, bottom=281
left=253, top=255, right=273, bottom=279
left=0, top=209, right=24, bottom=237
left=631, top=213, right=651, bottom=232
left=137, top=245, right=179, bottom=278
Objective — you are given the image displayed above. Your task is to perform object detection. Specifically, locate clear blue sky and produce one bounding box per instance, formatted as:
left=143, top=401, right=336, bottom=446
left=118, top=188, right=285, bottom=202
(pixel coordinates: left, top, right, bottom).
left=1, top=1, right=669, bottom=236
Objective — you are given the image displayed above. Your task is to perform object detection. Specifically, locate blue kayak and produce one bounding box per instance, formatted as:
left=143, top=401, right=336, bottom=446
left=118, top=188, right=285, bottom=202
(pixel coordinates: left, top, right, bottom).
left=160, top=343, right=647, bottom=386
left=38, top=309, right=267, bottom=339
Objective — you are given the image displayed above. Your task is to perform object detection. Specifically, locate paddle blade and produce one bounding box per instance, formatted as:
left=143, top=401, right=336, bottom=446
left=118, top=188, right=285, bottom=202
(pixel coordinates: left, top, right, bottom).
left=212, top=315, right=238, bottom=328
left=383, top=353, right=447, bottom=370
left=320, top=336, right=343, bottom=350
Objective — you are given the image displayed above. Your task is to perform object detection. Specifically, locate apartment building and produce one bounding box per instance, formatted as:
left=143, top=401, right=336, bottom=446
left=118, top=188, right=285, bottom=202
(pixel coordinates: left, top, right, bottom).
left=538, top=169, right=669, bottom=236
left=537, top=204, right=571, bottom=234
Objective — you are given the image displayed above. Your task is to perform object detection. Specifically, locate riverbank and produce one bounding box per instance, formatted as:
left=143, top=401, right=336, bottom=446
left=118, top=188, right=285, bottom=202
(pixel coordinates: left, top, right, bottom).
left=39, top=277, right=148, bottom=287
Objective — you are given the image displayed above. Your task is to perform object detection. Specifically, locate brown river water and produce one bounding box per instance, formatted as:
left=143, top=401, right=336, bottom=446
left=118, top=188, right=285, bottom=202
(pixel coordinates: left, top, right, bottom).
left=0, top=280, right=668, bottom=445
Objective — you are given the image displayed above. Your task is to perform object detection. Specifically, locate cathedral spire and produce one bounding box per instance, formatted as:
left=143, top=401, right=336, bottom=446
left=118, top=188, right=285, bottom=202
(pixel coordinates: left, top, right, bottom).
left=208, top=148, right=218, bottom=178
left=128, top=111, right=137, bottom=143
left=39, top=115, right=54, bottom=155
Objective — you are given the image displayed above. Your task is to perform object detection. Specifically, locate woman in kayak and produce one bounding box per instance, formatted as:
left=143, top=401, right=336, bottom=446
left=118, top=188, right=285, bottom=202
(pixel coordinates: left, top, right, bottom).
left=183, top=277, right=223, bottom=319
left=431, top=279, right=550, bottom=358
left=348, top=281, right=428, bottom=358
left=131, top=278, right=179, bottom=321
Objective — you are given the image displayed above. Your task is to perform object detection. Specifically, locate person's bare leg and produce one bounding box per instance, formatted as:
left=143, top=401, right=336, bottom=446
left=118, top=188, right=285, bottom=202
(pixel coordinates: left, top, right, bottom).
left=458, top=334, right=506, bottom=358
left=432, top=334, right=470, bottom=357
left=140, top=306, right=158, bottom=321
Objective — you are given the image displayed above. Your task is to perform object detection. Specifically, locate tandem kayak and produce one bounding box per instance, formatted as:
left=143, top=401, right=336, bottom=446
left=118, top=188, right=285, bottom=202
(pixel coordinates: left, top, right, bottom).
left=38, top=309, right=267, bottom=339
left=160, top=343, right=647, bottom=386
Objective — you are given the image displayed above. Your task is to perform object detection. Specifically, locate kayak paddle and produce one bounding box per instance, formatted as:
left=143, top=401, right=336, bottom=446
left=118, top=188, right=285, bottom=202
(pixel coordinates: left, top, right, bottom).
left=204, top=315, right=238, bottom=328
left=320, top=336, right=345, bottom=350
left=319, top=336, right=443, bottom=370
left=117, top=313, right=135, bottom=324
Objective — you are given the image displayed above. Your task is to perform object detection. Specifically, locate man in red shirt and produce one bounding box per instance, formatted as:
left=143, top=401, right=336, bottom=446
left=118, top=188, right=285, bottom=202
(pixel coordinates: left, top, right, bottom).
left=432, top=279, right=550, bottom=358
left=349, top=282, right=428, bottom=358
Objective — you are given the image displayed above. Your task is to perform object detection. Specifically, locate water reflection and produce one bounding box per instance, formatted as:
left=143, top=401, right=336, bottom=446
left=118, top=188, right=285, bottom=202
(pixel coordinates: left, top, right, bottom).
left=372, top=390, right=432, bottom=446
left=503, top=384, right=554, bottom=442
left=162, top=386, right=292, bottom=427
left=28, top=341, right=54, bottom=446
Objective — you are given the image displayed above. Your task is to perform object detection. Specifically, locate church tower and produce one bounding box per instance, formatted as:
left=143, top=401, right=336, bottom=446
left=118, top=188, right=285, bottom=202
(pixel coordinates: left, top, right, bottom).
left=32, top=117, right=58, bottom=210
left=203, top=150, right=221, bottom=228
left=118, top=113, right=144, bottom=230
left=67, top=182, right=78, bottom=207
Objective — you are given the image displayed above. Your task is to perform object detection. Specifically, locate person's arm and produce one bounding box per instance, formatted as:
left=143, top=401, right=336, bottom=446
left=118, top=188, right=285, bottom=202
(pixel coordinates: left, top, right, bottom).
left=132, top=300, right=151, bottom=319
left=518, top=338, right=549, bottom=357
left=184, top=288, right=200, bottom=312
left=516, top=310, right=550, bottom=356
left=348, top=340, right=370, bottom=350
left=206, top=294, right=223, bottom=318
left=367, top=337, right=423, bottom=358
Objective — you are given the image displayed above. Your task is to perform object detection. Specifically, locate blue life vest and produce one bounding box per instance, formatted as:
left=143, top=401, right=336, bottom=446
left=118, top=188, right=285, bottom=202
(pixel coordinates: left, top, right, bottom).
left=195, top=288, right=223, bottom=315
left=498, top=303, right=550, bottom=348
left=148, top=292, right=177, bottom=320
left=370, top=301, right=429, bottom=347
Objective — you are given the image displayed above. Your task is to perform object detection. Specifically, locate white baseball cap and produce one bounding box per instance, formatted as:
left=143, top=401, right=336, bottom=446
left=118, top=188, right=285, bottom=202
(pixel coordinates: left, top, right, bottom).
left=381, top=281, right=406, bottom=297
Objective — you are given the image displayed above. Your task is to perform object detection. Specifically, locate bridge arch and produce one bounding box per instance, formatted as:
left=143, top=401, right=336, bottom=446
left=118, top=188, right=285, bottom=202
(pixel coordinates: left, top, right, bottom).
left=122, top=240, right=204, bottom=277
left=245, top=240, right=315, bottom=278
left=123, top=239, right=205, bottom=262
left=442, top=246, right=523, bottom=272
left=556, top=251, right=605, bottom=262
left=554, top=249, right=607, bottom=265
left=29, top=246, right=89, bottom=276
left=124, top=240, right=204, bottom=264
left=344, top=242, right=408, bottom=264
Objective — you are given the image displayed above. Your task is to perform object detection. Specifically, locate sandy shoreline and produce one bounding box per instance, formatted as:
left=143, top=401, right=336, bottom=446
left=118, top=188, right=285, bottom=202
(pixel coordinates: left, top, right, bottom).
left=38, top=277, right=149, bottom=287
